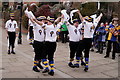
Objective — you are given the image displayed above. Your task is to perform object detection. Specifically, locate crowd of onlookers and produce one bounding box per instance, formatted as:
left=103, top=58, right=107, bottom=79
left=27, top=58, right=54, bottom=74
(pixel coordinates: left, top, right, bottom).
left=57, top=20, right=120, bottom=59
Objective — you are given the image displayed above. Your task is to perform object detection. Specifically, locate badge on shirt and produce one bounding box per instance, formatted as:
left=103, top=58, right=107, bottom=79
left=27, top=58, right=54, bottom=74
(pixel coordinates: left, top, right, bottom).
left=9, top=23, right=12, bottom=28
left=74, top=29, right=77, bottom=34
left=90, top=26, right=95, bottom=32
left=39, top=30, right=42, bottom=35
left=14, top=24, right=16, bottom=28
left=50, top=31, right=54, bottom=37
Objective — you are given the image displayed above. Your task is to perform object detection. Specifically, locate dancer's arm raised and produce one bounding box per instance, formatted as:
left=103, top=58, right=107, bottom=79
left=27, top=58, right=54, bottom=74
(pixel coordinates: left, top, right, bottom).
left=77, top=10, right=84, bottom=22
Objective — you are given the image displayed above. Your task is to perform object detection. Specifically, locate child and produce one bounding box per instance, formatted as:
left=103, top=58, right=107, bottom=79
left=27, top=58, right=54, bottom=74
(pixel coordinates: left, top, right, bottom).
left=96, top=23, right=106, bottom=54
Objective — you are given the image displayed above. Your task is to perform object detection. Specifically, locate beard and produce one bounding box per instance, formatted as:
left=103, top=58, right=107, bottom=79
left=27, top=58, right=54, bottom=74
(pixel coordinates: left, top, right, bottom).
left=11, top=19, right=15, bottom=21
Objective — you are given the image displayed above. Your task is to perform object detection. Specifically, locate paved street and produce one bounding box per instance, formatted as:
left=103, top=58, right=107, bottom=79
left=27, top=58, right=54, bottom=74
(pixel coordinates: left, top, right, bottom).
left=0, top=19, right=119, bottom=78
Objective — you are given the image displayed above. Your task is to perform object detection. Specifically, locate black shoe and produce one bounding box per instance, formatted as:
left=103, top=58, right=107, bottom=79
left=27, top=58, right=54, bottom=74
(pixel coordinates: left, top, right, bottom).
left=11, top=51, right=16, bottom=54
left=90, top=49, right=94, bottom=52
left=42, top=69, right=49, bottom=73
left=62, top=42, right=64, bottom=43
left=37, top=64, right=43, bottom=69
left=100, top=52, right=103, bottom=54
left=8, top=50, right=10, bottom=54
left=33, top=67, right=40, bottom=72
left=48, top=71, right=54, bottom=76
left=96, top=51, right=100, bottom=53
left=84, top=67, right=88, bottom=72
left=68, top=62, right=75, bottom=68
left=29, top=42, right=33, bottom=45
left=104, top=55, right=109, bottom=58
left=81, top=62, right=86, bottom=66
left=112, top=57, right=115, bottom=60
left=74, top=64, right=79, bottom=68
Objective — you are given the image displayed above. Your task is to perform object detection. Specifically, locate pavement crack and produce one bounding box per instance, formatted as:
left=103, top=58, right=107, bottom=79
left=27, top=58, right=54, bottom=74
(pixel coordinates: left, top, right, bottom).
left=55, top=68, right=75, bottom=78
left=0, top=68, right=5, bottom=70
left=101, top=70, right=117, bottom=78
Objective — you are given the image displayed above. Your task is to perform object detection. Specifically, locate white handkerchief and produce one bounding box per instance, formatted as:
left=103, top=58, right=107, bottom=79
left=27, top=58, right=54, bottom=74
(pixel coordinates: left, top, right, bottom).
left=70, top=9, right=79, bottom=23
left=61, top=10, right=70, bottom=23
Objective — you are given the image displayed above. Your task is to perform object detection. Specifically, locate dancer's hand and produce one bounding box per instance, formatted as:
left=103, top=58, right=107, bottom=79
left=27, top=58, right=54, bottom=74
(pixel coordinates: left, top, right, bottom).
left=6, top=34, right=8, bottom=39
left=32, top=18, right=36, bottom=22
left=100, top=13, right=103, bottom=17
left=16, top=34, right=18, bottom=37
left=76, top=10, right=80, bottom=14
left=77, top=10, right=83, bottom=22
left=61, top=15, right=64, bottom=18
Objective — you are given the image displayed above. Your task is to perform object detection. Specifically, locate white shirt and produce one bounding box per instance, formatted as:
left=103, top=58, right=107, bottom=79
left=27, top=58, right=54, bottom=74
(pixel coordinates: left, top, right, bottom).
left=25, top=8, right=35, bottom=26
left=24, top=8, right=35, bottom=19
left=29, top=19, right=34, bottom=26
left=67, top=23, right=83, bottom=42
left=5, top=20, right=18, bottom=32
left=83, top=20, right=97, bottom=38
left=45, top=23, right=61, bottom=42
left=33, top=22, right=45, bottom=42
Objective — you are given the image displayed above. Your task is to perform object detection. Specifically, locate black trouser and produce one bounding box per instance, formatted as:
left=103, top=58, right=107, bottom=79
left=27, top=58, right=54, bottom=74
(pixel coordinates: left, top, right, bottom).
left=106, top=41, right=117, bottom=58
left=33, top=40, right=44, bottom=61
left=61, top=31, right=68, bottom=43
left=69, top=41, right=80, bottom=59
left=118, top=35, right=120, bottom=42
left=79, top=38, right=92, bottom=58
left=8, top=32, right=16, bottom=49
left=117, top=35, right=120, bottom=53
left=29, top=26, right=34, bottom=39
left=98, top=41, right=104, bottom=53
left=43, top=41, right=57, bottom=61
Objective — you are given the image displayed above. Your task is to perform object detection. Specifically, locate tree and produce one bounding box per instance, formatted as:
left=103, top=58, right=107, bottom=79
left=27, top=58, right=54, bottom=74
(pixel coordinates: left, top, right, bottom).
left=35, top=5, right=52, bottom=17
left=81, top=2, right=97, bottom=16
